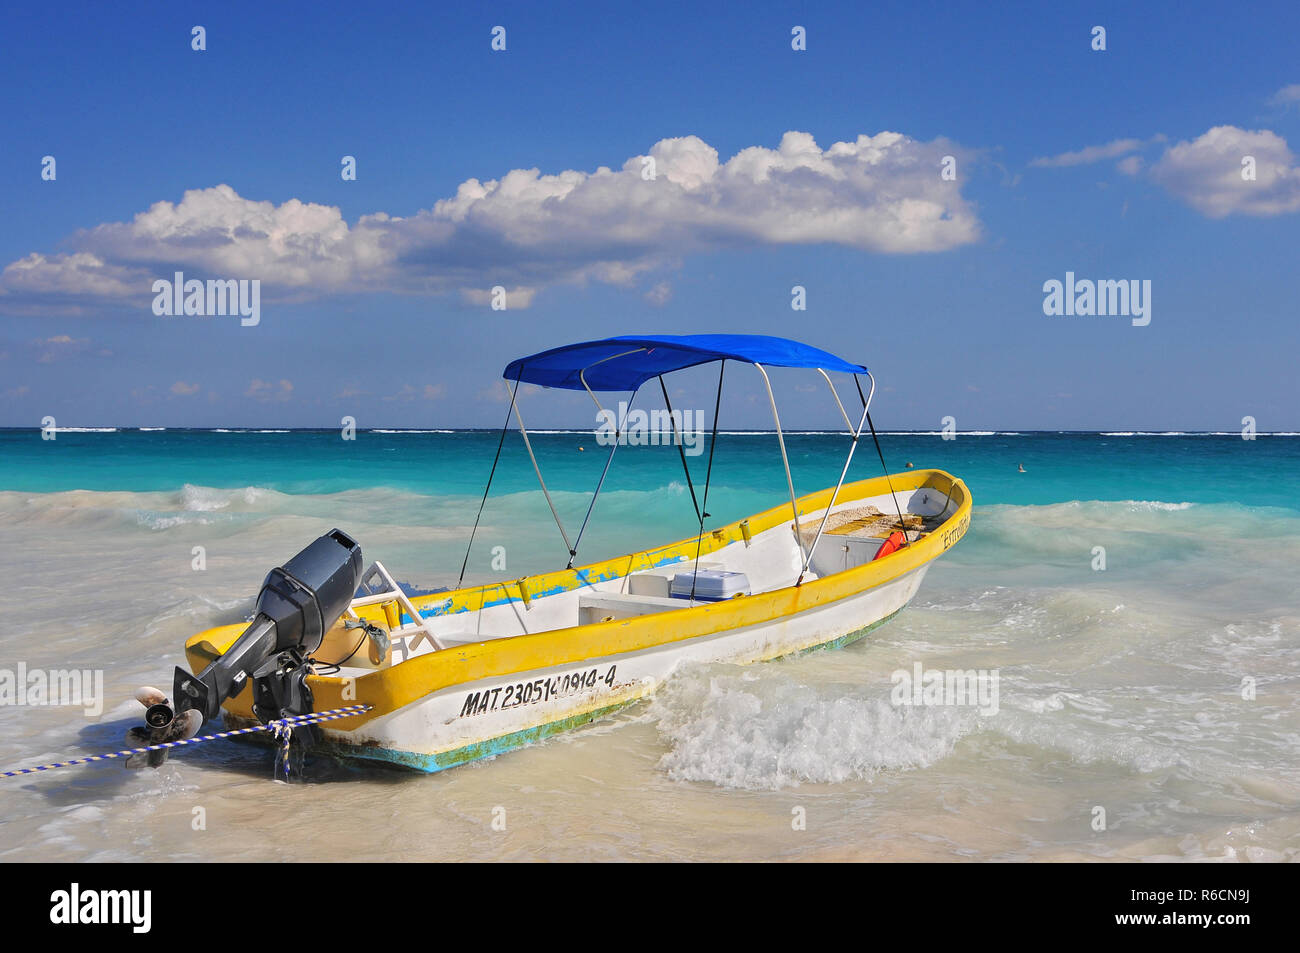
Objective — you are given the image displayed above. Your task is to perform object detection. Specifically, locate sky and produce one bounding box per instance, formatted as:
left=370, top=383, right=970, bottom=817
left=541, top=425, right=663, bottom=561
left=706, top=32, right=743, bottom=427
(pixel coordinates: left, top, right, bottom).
left=1, top=0, right=1298, bottom=430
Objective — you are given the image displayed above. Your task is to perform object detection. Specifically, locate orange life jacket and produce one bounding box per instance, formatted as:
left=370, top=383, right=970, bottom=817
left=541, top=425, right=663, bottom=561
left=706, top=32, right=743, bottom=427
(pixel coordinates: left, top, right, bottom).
left=873, top=531, right=907, bottom=560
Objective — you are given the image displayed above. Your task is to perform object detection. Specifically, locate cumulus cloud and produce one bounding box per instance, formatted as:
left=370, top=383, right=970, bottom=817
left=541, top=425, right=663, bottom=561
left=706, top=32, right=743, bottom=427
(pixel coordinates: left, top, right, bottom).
left=0, top=254, right=142, bottom=315
left=0, top=131, right=979, bottom=314
left=1149, top=125, right=1300, bottom=217
left=32, top=334, right=100, bottom=363
left=1029, top=137, right=1162, bottom=168
left=245, top=378, right=293, bottom=401
left=170, top=381, right=200, bottom=396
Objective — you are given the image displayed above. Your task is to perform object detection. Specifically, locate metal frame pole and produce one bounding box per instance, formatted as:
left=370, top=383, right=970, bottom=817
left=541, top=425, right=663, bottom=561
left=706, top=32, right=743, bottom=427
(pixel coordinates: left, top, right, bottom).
left=795, top=371, right=875, bottom=585
left=754, top=363, right=804, bottom=555
left=507, top=380, right=574, bottom=560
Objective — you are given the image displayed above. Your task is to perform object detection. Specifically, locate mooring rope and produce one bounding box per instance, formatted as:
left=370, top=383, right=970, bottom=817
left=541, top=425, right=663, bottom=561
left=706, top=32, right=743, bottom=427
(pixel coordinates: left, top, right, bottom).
left=1, top=704, right=373, bottom=778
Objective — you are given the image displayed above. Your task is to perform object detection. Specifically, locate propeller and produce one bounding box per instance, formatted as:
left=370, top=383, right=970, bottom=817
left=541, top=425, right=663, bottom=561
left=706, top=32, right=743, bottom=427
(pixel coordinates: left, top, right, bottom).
left=124, top=687, right=203, bottom=769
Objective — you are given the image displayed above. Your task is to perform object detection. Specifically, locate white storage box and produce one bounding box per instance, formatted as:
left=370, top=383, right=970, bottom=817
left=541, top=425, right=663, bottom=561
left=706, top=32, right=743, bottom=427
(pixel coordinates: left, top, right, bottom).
left=670, top=569, right=750, bottom=601
left=807, top=530, right=920, bottom=577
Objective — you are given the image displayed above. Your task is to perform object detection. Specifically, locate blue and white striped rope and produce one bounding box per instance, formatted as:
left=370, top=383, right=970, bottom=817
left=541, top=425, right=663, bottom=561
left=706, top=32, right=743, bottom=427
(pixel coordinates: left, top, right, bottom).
left=1, top=704, right=372, bottom=778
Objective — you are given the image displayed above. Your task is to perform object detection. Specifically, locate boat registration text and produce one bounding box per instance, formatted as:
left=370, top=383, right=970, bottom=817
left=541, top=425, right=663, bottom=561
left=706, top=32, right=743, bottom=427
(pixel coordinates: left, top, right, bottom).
left=459, top=665, right=619, bottom=718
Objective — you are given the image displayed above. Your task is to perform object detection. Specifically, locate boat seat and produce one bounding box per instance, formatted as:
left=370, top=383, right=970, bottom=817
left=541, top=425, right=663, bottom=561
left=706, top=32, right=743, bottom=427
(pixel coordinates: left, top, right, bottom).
left=578, top=592, right=688, bottom=625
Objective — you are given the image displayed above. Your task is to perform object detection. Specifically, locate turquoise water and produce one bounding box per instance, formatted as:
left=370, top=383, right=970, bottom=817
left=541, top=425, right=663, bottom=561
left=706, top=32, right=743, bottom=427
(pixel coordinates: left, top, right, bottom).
left=3, top=428, right=1295, bottom=580
left=0, top=429, right=1297, bottom=861
left=2, top=427, right=1296, bottom=504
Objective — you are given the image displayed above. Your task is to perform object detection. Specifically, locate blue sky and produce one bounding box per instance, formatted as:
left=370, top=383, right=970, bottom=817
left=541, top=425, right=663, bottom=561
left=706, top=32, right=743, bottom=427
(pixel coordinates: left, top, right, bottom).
left=2, top=0, right=1298, bottom=429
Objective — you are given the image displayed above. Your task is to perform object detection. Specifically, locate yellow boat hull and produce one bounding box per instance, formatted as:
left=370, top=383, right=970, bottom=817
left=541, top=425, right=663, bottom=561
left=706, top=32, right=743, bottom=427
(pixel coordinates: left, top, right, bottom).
left=186, top=468, right=971, bottom=771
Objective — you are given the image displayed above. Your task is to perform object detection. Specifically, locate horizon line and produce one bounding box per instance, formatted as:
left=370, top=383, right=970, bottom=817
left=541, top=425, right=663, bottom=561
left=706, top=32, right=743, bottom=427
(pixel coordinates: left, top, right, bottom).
left=1, top=427, right=1294, bottom=436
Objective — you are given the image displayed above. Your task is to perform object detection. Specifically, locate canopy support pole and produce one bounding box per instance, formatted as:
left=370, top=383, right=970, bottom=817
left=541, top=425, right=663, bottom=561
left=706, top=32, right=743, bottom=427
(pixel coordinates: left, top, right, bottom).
left=795, top=371, right=874, bottom=586
left=456, top=373, right=520, bottom=588
left=660, top=375, right=702, bottom=525
left=564, top=347, right=649, bottom=570
left=754, top=363, right=804, bottom=557
left=855, top=373, right=909, bottom=535
left=688, top=360, right=725, bottom=602
left=578, top=347, right=647, bottom=410
left=568, top=385, right=640, bottom=569
left=508, top=380, right=574, bottom=561
left=817, top=368, right=855, bottom=431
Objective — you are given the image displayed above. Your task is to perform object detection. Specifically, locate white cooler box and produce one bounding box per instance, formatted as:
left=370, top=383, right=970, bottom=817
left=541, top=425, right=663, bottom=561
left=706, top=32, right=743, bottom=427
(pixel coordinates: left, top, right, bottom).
left=670, top=569, right=750, bottom=601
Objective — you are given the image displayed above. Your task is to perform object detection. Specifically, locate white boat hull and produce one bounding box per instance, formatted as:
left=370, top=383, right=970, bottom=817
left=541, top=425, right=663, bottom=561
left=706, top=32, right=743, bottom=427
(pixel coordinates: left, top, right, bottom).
left=313, top=561, right=931, bottom=771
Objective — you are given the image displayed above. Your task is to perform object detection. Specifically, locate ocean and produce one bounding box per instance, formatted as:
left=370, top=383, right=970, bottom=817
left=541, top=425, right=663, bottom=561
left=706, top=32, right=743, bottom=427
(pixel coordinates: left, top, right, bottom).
left=1, top=429, right=1297, bottom=861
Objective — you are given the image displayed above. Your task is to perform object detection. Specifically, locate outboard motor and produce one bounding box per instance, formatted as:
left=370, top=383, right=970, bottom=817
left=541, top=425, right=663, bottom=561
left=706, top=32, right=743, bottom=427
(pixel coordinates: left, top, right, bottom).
left=128, top=529, right=363, bottom=768
left=172, top=528, right=363, bottom=724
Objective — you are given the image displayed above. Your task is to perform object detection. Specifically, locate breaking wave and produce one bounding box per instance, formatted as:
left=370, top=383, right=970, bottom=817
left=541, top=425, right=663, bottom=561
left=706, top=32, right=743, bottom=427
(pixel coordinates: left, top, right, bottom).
left=650, top=668, right=978, bottom=789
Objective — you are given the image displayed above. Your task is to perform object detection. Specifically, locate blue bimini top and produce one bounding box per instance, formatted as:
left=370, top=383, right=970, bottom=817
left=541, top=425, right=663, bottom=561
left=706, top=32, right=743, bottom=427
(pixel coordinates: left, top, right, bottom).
left=502, top=334, right=867, bottom=392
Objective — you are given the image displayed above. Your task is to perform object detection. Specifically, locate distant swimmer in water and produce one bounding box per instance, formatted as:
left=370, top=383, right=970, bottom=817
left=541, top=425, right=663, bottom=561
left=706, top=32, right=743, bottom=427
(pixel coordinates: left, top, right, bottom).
left=1018, top=463, right=1026, bottom=473
left=578, top=446, right=584, bottom=452
left=905, top=461, right=914, bottom=468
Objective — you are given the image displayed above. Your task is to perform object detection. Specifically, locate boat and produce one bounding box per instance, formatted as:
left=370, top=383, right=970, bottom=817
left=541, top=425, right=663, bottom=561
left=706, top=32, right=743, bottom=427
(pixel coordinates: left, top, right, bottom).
left=156, top=334, right=971, bottom=774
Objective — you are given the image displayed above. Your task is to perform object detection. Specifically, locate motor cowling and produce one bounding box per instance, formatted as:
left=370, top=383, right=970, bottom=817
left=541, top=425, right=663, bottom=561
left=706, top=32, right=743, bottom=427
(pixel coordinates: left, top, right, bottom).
left=252, top=528, right=364, bottom=657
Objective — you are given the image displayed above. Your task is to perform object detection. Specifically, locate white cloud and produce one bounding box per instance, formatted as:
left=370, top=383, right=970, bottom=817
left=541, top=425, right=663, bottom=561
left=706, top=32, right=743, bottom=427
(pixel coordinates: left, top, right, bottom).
left=1269, top=84, right=1300, bottom=106
left=1116, top=155, right=1143, bottom=176
left=1, top=131, right=979, bottom=314
left=644, top=281, right=673, bottom=306
left=0, top=253, right=142, bottom=314
left=32, top=334, right=95, bottom=363
left=245, top=378, right=293, bottom=401
left=1149, top=125, right=1300, bottom=218
left=1029, top=137, right=1160, bottom=168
